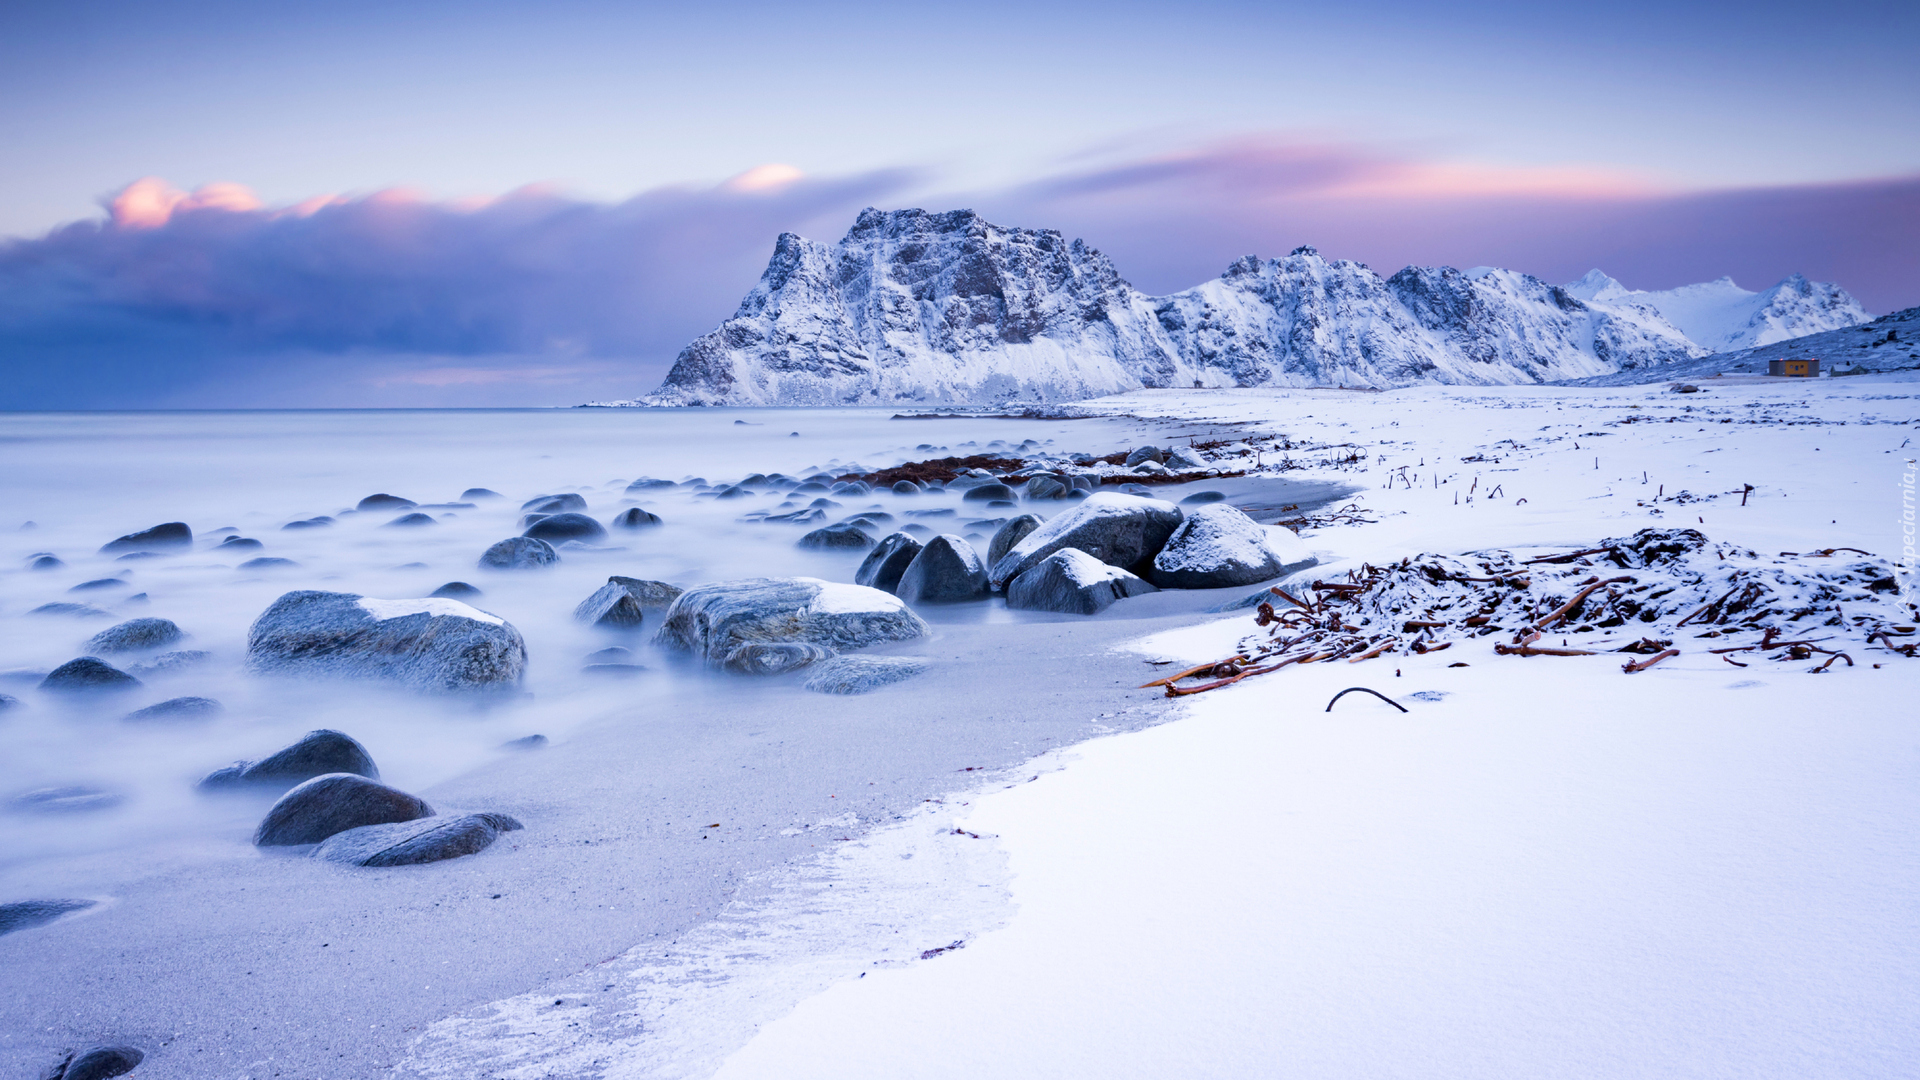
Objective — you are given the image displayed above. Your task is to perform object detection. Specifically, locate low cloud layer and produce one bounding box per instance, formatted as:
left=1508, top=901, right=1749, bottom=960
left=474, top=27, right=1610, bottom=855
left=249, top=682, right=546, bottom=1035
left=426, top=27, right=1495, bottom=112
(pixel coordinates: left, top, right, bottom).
left=2, top=139, right=1913, bottom=408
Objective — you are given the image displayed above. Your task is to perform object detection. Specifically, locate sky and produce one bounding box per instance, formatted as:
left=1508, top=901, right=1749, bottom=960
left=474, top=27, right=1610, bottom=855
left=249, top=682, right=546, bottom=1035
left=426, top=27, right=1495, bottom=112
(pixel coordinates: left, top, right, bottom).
left=1, top=0, right=1915, bottom=407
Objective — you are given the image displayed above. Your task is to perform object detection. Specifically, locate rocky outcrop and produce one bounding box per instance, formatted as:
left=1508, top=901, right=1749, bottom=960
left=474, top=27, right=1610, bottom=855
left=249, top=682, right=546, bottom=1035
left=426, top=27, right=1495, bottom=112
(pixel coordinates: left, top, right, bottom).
left=654, top=578, right=929, bottom=668
left=988, top=493, right=1182, bottom=589
left=246, top=592, right=527, bottom=692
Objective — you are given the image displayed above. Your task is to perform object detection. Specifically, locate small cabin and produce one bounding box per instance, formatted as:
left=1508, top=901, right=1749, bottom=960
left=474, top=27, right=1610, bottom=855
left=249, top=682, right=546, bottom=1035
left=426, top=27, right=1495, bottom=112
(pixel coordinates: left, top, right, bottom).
left=1768, top=357, right=1819, bottom=377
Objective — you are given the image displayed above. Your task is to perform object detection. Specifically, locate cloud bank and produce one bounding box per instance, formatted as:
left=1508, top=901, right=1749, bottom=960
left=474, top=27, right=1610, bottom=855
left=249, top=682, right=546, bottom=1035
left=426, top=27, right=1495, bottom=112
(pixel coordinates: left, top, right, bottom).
left=2, top=139, right=1913, bottom=408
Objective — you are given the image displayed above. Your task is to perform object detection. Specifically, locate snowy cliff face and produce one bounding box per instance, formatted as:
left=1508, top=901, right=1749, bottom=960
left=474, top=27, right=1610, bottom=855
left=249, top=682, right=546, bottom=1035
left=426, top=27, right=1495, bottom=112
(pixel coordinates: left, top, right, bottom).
left=644, top=209, right=1796, bottom=405
left=1564, top=269, right=1871, bottom=352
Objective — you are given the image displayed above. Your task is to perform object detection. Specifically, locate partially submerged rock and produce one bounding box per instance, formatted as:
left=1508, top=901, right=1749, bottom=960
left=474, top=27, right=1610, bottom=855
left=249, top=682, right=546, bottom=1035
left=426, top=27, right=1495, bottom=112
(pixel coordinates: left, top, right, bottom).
left=384, top=512, right=437, bottom=527
left=430, top=581, right=483, bottom=599
left=962, top=483, right=1015, bottom=503
left=986, top=514, right=1042, bottom=571
left=988, top=493, right=1182, bottom=589
left=655, top=578, right=929, bottom=668
left=247, top=591, right=527, bottom=692
left=10, top=786, right=122, bottom=813
left=524, top=512, right=607, bottom=544
left=896, top=534, right=988, bottom=604
left=855, top=532, right=922, bottom=593
left=100, top=522, right=191, bottom=554
left=200, top=729, right=379, bottom=792
left=44, top=1044, right=144, bottom=1080
left=478, top=537, right=559, bottom=569
left=254, top=773, right=433, bottom=847
left=797, top=522, right=874, bottom=550
left=39, top=658, right=142, bottom=693
left=522, top=493, right=587, bottom=513
left=29, top=603, right=113, bottom=619
left=802, top=655, right=928, bottom=695
left=126, top=650, right=209, bottom=676
left=1150, top=503, right=1316, bottom=589
left=1006, top=548, right=1159, bottom=615
left=314, top=812, right=521, bottom=867
left=0, top=898, right=96, bottom=937
left=357, top=494, right=416, bottom=511
left=611, top=507, right=662, bottom=529
left=122, top=696, right=222, bottom=723
left=607, top=576, right=683, bottom=609
left=573, top=580, right=645, bottom=628
left=86, top=618, right=184, bottom=654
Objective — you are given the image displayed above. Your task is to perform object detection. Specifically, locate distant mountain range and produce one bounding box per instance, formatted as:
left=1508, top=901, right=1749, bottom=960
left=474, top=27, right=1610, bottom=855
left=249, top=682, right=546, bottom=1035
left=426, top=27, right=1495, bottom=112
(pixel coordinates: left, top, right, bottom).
left=615, top=208, right=1874, bottom=406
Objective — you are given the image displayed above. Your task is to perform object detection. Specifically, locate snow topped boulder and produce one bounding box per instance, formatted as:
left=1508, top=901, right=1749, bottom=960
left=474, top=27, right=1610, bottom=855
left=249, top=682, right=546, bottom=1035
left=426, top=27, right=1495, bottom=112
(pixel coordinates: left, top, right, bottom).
left=1150, top=504, right=1317, bottom=589
left=653, top=578, right=930, bottom=668
left=246, top=591, right=527, bottom=692
left=896, top=534, right=988, bottom=604
left=988, top=492, right=1182, bottom=590
left=1006, top=548, right=1159, bottom=615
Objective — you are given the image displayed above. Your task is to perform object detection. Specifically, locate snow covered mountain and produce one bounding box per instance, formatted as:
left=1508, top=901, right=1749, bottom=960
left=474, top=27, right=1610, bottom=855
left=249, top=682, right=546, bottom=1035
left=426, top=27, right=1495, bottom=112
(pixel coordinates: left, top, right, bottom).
left=639, top=209, right=1716, bottom=406
left=1563, top=269, right=1870, bottom=352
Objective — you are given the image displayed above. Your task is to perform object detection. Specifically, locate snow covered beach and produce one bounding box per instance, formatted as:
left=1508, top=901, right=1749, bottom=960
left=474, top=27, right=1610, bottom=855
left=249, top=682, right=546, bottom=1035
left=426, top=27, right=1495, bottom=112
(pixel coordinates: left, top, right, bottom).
left=2, top=380, right=1916, bottom=1079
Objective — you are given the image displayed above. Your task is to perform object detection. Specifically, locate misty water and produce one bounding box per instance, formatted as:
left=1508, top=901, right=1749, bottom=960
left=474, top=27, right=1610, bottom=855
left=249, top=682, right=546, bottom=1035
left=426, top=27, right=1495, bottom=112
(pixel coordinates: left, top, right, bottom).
left=0, top=407, right=1154, bottom=896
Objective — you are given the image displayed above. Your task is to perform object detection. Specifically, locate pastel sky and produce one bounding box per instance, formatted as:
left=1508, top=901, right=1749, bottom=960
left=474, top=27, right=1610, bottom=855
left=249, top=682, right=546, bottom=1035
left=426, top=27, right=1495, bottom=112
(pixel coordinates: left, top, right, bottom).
left=1, top=0, right=1915, bottom=407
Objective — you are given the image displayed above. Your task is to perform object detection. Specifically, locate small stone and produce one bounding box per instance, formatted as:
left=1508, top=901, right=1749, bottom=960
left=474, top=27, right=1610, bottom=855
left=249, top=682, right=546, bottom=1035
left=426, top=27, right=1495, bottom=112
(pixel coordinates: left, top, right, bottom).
left=47, top=1044, right=144, bottom=1080
left=523, top=513, right=607, bottom=543
left=384, top=513, right=437, bottom=527
left=891, top=480, right=920, bottom=495
left=503, top=734, right=547, bottom=750
left=357, top=494, right=416, bottom=511
left=217, top=536, right=265, bottom=551
left=430, top=581, right=483, bottom=599
left=313, top=812, right=522, bottom=867
left=989, top=493, right=1183, bottom=590
left=247, top=592, right=527, bottom=691
left=611, top=508, right=662, bottom=529
left=238, top=557, right=300, bottom=570
left=1165, top=446, right=1208, bottom=471
left=797, top=522, right=874, bottom=550
left=87, top=618, right=184, bottom=654
left=625, top=478, right=676, bottom=492
left=461, top=488, right=502, bottom=500
left=1179, top=490, right=1228, bottom=505
left=0, top=898, right=96, bottom=937
left=122, top=696, right=222, bottom=723
left=479, top=537, right=559, bottom=569
left=1025, top=476, right=1068, bottom=501
left=30, top=555, right=65, bottom=571
left=100, top=522, right=192, bottom=554
left=254, top=773, right=433, bottom=846
left=39, top=658, right=142, bottom=693
left=802, top=655, right=929, bottom=695
left=281, top=516, right=334, bottom=530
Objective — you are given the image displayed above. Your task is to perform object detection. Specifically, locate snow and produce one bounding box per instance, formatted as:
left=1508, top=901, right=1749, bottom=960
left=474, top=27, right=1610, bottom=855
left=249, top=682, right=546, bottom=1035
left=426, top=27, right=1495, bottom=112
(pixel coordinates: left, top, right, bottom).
left=803, top=579, right=909, bottom=615
left=1566, top=270, right=1872, bottom=352
left=357, top=596, right=504, bottom=625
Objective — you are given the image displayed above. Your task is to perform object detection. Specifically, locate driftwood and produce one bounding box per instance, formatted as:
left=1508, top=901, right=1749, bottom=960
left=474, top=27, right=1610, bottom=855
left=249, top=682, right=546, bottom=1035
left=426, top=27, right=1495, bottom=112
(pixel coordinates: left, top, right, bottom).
left=1533, top=576, right=1635, bottom=630
left=1494, top=643, right=1599, bottom=657
left=1621, top=648, right=1679, bottom=673
left=1325, top=687, right=1408, bottom=713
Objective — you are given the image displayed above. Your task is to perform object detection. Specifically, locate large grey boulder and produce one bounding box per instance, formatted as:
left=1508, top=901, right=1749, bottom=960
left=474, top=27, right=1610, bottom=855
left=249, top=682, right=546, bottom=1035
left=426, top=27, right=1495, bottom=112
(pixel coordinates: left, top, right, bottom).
left=961, top=483, right=1015, bottom=502
left=988, top=493, right=1183, bottom=589
left=986, top=514, right=1043, bottom=571
left=896, top=535, right=988, bottom=604
left=573, top=581, right=645, bottom=628
left=523, top=512, right=606, bottom=544
left=1150, top=503, right=1317, bottom=588
left=39, top=658, right=142, bottom=693
left=721, top=641, right=835, bottom=675
left=1165, top=445, right=1208, bottom=471
left=86, top=618, right=183, bottom=654
left=1006, top=548, right=1159, bottom=615
left=199, top=729, right=379, bottom=792
left=314, top=812, right=521, bottom=867
left=100, top=522, right=191, bottom=554
left=246, top=591, right=527, bottom=692
left=479, top=537, right=559, bottom=569
left=253, top=773, right=433, bottom=846
left=803, top=655, right=928, bottom=695
left=654, top=578, right=929, bottom=668
left=1124, top=446, right=1164, bottom=467
left=855, top=532, right=922, bottom=593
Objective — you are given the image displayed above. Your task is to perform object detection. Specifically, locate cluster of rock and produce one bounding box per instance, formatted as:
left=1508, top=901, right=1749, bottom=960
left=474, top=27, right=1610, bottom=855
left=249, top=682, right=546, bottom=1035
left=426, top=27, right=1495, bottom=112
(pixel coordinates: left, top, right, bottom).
left=650, top=577, right=930, bottom=692
left=246, top=591, right=527, bottom=692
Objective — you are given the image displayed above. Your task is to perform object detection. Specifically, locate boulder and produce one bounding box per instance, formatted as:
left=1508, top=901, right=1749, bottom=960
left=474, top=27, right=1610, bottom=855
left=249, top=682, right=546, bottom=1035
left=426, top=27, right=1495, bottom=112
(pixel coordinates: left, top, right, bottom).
left=797, top=522, right=873, bottom=550
left=607, top=576, right=684, bottom=609
left=45, top=1044, right=144, bottom=1080
left=1150, top=504, right=1316, bottom=589
left=30, top=555, right=65, bottom=570
left=1179, top=490, right=1227, bottom=506
left=890, top=480, right=920, bottom=495
left=313, top=812, right=522, bottom=867
left=713, top=484, right=753, bottom=499
left=127, top=650, right=209, bottom=676
left=237, top=557, right=299, bottom=570
left=1025, top=475, right=1069, bottom=501
left=802, top=655, right=929, bottom=695
left=253, top=773, right=433, bottom=846
left=430, top=581, right=483, bottom=599
left=84, top=618, right=181, bottom=653
left=246, top=591, right=527, bottom=692
left=854, top=532, right=922, bottom=593
left=1006, top=548, right=1159, bottom=615
left=1132, top=460, right=1170, bottom=476
left=100, top=522, right=191, bottom=554
left=0, top=898, right=96, bottom=937
left=479, top=537, right=559, bottom=569
left=611, top=507, right=662, bottom=529
left=122, top=696, right=222, bottom=723
left=357, top=494, right=415, bottom=510
left=281, top=516, right=333, bottom=530
left=988, top=493, right=1183, bottom=589
left=199, top=729, right=379, bottom=792
left=523, top=512, right=606, bottom=543
left=721, top=641, right=835, bottom=675
left=986, top=514, right=1043, bottom=570
left=30, top=603, right=112, bottom=618
left=962, top=483, right=1015, bottom=502
left=655, top=578, right=930, bottom=668
left=522, top=493, right=587, bottom=513
left=216, top=536, right=264, bottom=551
left=573, top=581, right=645, bottom=628
left=461, top=488, right=502, bottom=500
left=384, top=512, right=437, bottom=527
left=1124, top=446, right=1165, bottom=467
left=1165, top=446, right=1208, bottom=471
left=896, top=535, right=988, bottom=604
left=39, top=658, right=142, bottom=693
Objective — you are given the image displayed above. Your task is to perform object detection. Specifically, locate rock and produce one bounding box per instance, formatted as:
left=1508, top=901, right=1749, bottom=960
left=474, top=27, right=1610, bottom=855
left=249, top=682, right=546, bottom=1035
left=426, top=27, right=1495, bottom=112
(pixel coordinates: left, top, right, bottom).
left=829, top=480, right=871, bottom=496
left=122, top=593, right=149, bottom=605
left=1150, top=503, right=1316, bottom=589
left=430, top=581, right=483, bottom=599
left=281, top=516, right=333, bottom=530
left=86, top=618, right=184, bottom=654
left=765, top=507, right=827, bottom=525
left=238, top=557, right=300, bottom=570
left=0, top=692, right=21, bottom=712
left=461, top=488, right=502, bottom=500
left=521, top=493, right=587, bottom=513
left=10, top=786, right=122, bottom=813
left=216, top=536, right=264, bottom=551
left=1165, top=445, right=1208, bottom=470
left=625, top=478, right=676, bottom=492
left=523, top=512, right=607, bottom=543
left=30, top=603, right=113, bottom=618
left=1673, top=383, right=1700, bottom=393
left=896, top=534, right=988, bottom=604
left=1069, top=473, right=1096, bottom=492
left=69, top=578, right=129, bottom=592
left=46, top=1045, right=144, bottom=1080
left=200, top=729, right=380, bottom=792
left=1124, top=446, right=1165, bottom=467
left=518, top=513, right=550, bottom=528
left=574, top=581, right=645, bottom=628
left=713, top=484, right=753, bottom=499
left=39, top=658, right=142, bottom=693
left=384, top=512, right=437, bottom=527
left=253, top=773, right=433, bottom=846
left=988, top=493, right=1183, bottom=589
left=585, top=646, right=631, bottom=663
left=30, top=555, right=65, bottom=570
left=122, top=696, right=222, bottom=722
left=986, top=514, right=1044, bottom=571
left=1132, top=460, right=1170, bottom=476
left=1179, top=490, right=1227, bottom=505
left=127, top=650, right=210, bottom=676
left=961, top=483, right=1015, bottom=502
left=655, top=578, right=930, bottom=668
left=891, top=480, right=920, bottom=495
left=854, top=533, right=922, bottom=593
left=0, top=898, right=96, bottom=937
left=479, top=537, right=559, bottom=569
left=797, top=522, right=873, bottom=550
left=721, top=641, right=835, bottom=674
left=606, top=576, right=684, bottom=609
left=1007, top=548, right=1159, bottom=614
left=611, top=508, right=662, bottom=529
left=808, top=497, right=843, bottom=509
left=247, top=591, right=527, bottom=691
left=313, top=812, right=522, bottom=866
left=357, top=494, right=415, bottom=511
left=503, top=734, right=547, bottom=750
left=1025, top=475, right=1068, bottom=500
left=802, top=655, right=928, bottom=695
left=100, top=522, right=191, bottom=554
